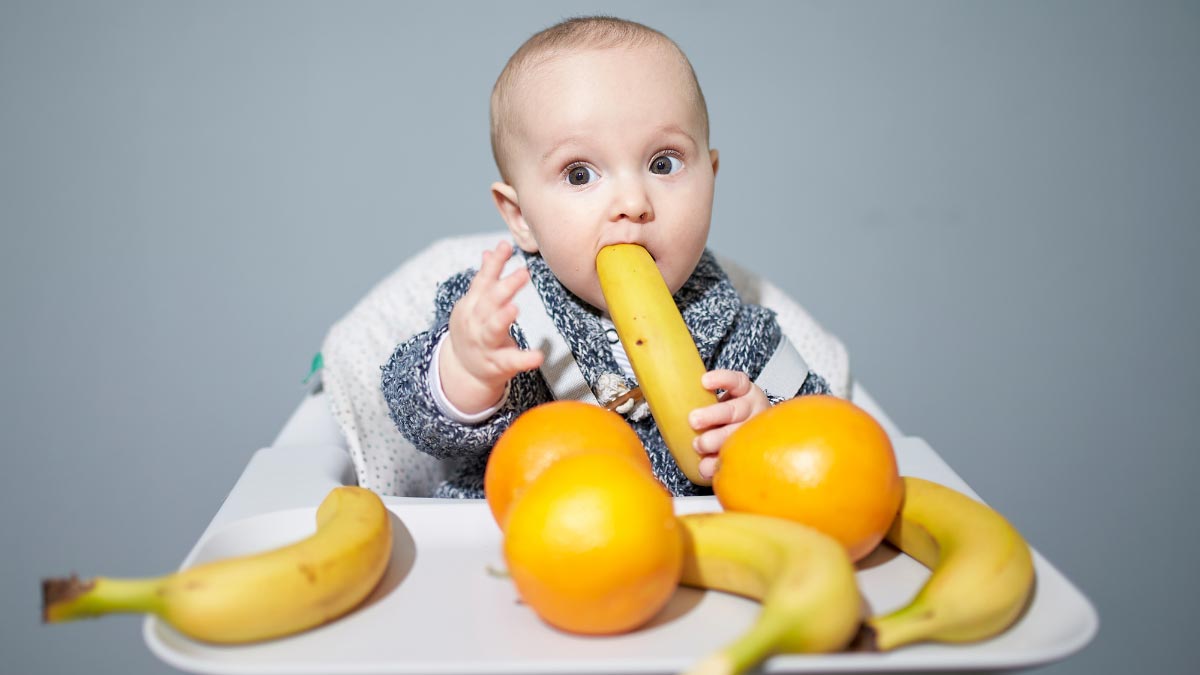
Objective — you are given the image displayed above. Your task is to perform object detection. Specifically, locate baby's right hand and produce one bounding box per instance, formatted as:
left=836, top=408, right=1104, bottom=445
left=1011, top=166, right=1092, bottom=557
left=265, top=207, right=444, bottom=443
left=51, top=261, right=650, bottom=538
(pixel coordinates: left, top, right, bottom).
left=439, top=241, right=545, bottom=414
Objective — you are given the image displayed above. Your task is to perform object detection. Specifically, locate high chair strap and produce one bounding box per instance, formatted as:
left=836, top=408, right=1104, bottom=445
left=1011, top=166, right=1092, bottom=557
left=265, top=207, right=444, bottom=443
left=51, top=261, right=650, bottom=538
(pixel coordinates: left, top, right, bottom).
left=754, top=335, right=810, bottom=399
left=506, top=254, right=601, bottom=406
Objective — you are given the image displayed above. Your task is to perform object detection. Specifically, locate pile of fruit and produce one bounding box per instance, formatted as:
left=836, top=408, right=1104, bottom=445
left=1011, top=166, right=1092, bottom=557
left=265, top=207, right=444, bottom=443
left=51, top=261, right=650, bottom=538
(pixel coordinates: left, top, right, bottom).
left=485, top=397, right=1035, bottom=675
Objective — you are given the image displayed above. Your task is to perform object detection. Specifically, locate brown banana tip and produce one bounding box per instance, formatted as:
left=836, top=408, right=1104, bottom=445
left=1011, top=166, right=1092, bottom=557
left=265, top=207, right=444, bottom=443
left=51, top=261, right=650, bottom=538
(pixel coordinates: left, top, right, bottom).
left=848, top=623, right=880, bottom=652
left=41, top=574, right=91, bottom=622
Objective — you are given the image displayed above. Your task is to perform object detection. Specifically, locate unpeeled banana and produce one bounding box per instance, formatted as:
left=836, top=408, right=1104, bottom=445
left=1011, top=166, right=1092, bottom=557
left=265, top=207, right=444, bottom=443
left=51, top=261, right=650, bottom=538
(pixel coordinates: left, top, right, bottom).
left=677, top=511, right=863, bottom=675
left=42, top=486, right=393, bottom=644
left=596, top=243, right=716, bottom=485
left=863, top=476, right=1035, bottom=650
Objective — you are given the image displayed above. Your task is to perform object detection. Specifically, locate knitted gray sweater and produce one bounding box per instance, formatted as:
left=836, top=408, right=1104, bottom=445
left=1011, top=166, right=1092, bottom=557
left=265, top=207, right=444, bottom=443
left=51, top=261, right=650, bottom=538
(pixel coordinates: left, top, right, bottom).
left=381, top=249, right=829, bottom=498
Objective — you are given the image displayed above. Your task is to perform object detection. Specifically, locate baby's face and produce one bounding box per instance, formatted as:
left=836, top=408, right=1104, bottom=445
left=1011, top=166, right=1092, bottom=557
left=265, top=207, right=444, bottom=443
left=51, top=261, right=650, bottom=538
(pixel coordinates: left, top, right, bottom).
left=498, top=44, right=717, bottom=311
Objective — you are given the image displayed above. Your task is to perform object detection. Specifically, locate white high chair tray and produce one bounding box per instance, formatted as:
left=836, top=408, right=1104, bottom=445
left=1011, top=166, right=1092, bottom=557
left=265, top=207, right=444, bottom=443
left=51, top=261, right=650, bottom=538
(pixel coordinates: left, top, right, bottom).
left=144, top=432, right=1097, bottom=674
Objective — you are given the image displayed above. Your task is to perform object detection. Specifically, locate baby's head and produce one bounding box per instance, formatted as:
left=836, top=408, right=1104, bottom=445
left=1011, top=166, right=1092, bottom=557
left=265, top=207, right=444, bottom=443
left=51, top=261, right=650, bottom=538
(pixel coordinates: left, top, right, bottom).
left=488, top=16, right=719, bottom=311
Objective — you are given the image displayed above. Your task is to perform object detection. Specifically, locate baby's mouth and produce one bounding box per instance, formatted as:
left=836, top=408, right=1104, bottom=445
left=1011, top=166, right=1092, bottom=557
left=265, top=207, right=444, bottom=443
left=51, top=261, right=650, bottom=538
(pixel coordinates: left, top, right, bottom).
left=630, top=243, right=658, bottom=262
left=598, top=242, right=656, bottom=261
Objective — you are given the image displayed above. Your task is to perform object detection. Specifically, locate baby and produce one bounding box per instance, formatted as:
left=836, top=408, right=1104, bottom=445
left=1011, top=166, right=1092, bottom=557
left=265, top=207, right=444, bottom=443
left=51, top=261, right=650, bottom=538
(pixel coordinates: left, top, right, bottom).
left=382, top=16, right=830, bottom=498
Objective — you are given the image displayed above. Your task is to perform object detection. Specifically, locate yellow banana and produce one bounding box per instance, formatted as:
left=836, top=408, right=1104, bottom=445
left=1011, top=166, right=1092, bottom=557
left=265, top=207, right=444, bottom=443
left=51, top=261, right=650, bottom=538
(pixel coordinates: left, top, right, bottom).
left=596, top=244, right=716, bottom=485
left=677, top=511, right=863, bottom=675
left=863, top=476, right=1035, bottom=650
left=42, top=486, right=392, bottom=644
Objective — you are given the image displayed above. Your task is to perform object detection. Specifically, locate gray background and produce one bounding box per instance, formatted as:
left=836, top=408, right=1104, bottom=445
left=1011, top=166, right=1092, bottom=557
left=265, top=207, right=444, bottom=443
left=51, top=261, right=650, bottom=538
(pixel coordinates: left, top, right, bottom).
left=2, top=1, right=1196, bottom=673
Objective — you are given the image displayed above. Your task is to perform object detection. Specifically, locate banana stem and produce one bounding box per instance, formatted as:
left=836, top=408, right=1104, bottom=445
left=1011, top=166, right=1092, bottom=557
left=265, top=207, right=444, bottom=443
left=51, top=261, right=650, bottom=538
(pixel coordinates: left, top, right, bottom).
left=42, top=575, right=167, bottom=623
left=864, top=603, right=936, bottom=651
left=686, top=614, right=788, bottom=675
left=683, top=652, right=735, bottom=675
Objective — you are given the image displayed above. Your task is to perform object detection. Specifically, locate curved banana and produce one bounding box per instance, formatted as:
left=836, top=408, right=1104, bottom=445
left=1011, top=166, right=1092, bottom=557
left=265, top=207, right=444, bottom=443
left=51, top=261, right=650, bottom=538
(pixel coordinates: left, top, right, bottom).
left=678, top=511, right=862, bottom=675
left=596, top=244, right=716, bottom=485
left=42, top=486, right=393, bottom=644
left=863, top=476, right=1035, bottom=650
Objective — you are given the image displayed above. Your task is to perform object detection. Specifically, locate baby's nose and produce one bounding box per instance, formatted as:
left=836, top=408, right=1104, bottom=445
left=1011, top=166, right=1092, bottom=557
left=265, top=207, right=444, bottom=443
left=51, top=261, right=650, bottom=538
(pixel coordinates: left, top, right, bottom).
left=609, top=178, right=655, bottom=223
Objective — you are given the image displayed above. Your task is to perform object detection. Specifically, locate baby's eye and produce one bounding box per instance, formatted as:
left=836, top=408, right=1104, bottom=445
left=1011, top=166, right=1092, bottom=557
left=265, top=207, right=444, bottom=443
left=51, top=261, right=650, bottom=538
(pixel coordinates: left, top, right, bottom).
left=649, top=153, right=683, bottom=175
left=565, top=164, right=598, bottom=186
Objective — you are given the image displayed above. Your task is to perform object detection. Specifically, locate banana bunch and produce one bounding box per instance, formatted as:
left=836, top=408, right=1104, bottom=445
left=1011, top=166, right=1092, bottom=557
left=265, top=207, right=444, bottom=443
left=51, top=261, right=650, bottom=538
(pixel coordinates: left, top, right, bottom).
left=596, top=243, right=716, bottom=485
left=863, top=476, right=1036, bottom=650
left=42, top=486, right=393, bottom=644
left=675, top=480, right=1037, bottom=673
left=677, top=511, right=863, bottom=675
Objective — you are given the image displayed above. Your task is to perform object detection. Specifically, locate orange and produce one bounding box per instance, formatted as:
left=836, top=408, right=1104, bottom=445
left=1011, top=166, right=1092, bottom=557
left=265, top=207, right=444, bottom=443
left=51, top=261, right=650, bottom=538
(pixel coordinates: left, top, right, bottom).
left=502, top=451, right=683, bottom=635
left=713, top=395, right=903, bottom=562
left=485, top=401, right=650, bottom=528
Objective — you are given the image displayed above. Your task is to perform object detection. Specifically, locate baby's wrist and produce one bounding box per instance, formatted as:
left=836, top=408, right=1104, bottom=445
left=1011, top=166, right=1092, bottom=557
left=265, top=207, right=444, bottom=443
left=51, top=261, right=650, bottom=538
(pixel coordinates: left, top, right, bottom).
left=437, top=337, right=507, bottom=414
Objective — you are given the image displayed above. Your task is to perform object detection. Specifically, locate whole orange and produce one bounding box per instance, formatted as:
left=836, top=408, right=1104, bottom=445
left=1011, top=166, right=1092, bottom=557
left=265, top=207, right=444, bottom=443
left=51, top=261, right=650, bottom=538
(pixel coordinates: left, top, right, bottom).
left=502, top=451, right=683, bottom=635
left=713, top=395, right=902, bottom=562
left=485, top=401, right=650, bottom=528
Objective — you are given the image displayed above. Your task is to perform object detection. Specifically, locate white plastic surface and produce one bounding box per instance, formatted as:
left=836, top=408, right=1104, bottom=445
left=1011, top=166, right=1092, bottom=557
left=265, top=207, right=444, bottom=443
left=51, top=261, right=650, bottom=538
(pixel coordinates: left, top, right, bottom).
left=144, top=436, right=1097, bottom=675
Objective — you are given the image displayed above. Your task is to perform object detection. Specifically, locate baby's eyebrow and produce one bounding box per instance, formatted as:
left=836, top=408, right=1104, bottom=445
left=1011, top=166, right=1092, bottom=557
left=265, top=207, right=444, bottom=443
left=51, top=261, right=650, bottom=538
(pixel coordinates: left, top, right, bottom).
left=657, top=125, right=703, bottom=152
left=655, top=123, right=694, bottom=140
left=541, top=135, right=586, bottom=164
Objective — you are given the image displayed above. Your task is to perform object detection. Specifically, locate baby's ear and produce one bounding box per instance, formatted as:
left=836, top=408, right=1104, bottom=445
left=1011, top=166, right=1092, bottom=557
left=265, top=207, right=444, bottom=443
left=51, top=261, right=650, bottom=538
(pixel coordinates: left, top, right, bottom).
left=491, top=182, right=539, bottom=253
left=710, top=148, right=720, bottom=178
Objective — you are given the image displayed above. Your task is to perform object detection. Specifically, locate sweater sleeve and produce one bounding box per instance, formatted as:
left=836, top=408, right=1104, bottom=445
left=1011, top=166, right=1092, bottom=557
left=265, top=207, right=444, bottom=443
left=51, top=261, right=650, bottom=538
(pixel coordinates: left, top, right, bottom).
left=380, top=269, right=552, bottom=462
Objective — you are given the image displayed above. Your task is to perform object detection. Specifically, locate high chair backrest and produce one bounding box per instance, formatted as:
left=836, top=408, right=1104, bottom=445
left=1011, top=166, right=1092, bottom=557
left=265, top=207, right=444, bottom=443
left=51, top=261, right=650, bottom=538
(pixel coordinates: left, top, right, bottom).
left=320, top=232, right=850, bottom=496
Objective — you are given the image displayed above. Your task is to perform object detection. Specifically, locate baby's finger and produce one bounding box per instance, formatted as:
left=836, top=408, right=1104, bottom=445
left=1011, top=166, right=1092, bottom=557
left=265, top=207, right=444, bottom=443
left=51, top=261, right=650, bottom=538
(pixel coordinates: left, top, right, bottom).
left=698, top=454, right=720, bottom=480
left=693, top=423, right=740, bottom=455
left=688, top=401, right=726, bottom=431
left=494, top=346, right=544, bottom=375
left=464, top=245, right=512, bottom=306
left=489, top=265, right=531, bottom=308
left=475, top=240, right=513, bottom=284
left=689, top=396, right=754, bottom=431
left=702, top=369, right=753, bottom=399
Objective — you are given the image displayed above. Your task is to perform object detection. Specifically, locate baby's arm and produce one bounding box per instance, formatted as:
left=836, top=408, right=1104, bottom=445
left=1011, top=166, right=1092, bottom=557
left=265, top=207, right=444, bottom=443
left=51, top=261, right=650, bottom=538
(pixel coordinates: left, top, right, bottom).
left=381, top=259, right=552, bottom=462
left=440, top=241, right=545, bottom=414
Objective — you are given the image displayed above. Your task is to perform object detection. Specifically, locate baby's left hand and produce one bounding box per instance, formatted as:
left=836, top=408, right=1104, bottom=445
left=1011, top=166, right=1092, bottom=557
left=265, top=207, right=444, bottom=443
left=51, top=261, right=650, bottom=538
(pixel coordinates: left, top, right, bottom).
left=689, top=369, right=770, bottom=480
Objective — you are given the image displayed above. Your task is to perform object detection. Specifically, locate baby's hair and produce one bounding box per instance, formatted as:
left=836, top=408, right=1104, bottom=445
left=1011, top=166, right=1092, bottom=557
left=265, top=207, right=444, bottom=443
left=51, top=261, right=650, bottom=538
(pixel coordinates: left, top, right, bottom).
left=489, top=15, right=709, bottom=184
